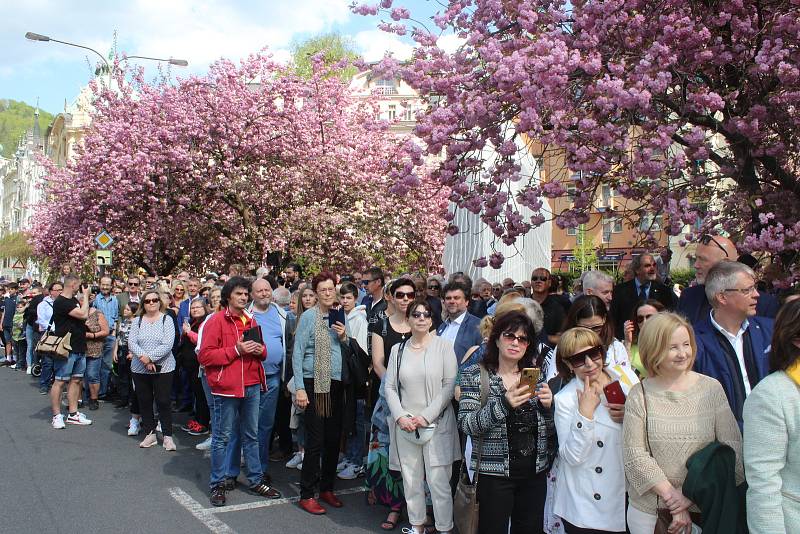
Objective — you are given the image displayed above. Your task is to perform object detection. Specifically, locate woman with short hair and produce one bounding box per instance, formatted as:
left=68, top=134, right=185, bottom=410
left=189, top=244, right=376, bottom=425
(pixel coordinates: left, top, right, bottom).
left=623, top=313, right=743, bottom=533
left=129, top=289, right=177, bottom=450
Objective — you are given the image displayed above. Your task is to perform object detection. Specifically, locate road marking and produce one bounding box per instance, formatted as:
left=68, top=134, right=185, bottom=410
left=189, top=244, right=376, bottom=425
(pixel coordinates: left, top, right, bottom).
left=169, top=487, right=237, bottom=534
left=206, top=485, right=367, bottom=514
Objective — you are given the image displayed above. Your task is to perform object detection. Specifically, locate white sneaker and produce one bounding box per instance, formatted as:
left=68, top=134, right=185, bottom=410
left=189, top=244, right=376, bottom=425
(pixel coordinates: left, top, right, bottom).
left=128, top=418, right=141, bottom=436
left=52, top=414, right=65, bottom=429
left=26, top=367, right=32, bottom=375
left=336, top=459, right=349, bottom=472
left=156, top=422, right=162, bottom=433
left=285, top=452, right=304, bottom=469
left=163, top=436, right=177, bottom=451
left=66, top=412, right=92, bottom=425
left=337, top=464, right=364, bottom=480
left=195, top=437, right=212, bottom=451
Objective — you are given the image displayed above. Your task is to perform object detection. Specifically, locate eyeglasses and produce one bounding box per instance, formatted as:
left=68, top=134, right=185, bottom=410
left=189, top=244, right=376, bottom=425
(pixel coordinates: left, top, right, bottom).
left=636, top=314, right=656, bottom=324
left=394, top=291, right=416, bottom=300
left=724, top=285, right=758, bottom=296
left=500, top=331, right=530, bottom=345
left=410, top=311, right=432, bottom=319
left=174, top=288, right=185, bottom=293
left=531, top=276, right=549, bottom=282
left=565, top=346, right=604, bottom=368
left=128, top=282, right=139, bottom=286
left=143, top=298, right=160, bottom=305
left=427, top=285, right=440, bottom=290
left=361, top=279, right=370, bottom=286
left=581, top=322, right=605, bottom=333
left=700, top=235, right=729, bottom=258
left=317, top=287, right=335, bottom=294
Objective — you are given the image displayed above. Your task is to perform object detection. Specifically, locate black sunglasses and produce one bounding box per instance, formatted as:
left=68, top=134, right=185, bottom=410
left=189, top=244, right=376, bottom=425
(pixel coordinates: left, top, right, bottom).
left=143, top=298, right=160, bottom=305
left=500, top=331, right=530, bottom=345
left=410, top=311, right=432, bottom=319
left=565, top=345, right=604, bottom=368
left=427, top=285, right=440, bottom=290
left=700, top=235, right=729, bottom=258
left=531, top=276, right=549, bottom=282
left=394, top=290, right=416, bottom=300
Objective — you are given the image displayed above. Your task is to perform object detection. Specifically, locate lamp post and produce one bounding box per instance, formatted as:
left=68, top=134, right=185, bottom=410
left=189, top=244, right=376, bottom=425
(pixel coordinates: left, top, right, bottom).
left=24, top=32, right=188, bottom=75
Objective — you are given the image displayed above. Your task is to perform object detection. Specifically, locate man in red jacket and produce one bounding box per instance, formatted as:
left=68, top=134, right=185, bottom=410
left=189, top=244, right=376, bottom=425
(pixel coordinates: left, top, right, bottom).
left=197, top=276, right=281, bottom=507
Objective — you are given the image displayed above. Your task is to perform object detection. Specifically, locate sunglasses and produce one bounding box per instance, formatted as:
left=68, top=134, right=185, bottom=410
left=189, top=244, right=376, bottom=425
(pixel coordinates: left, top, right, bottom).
left=143, top=298, right=160, bottom=305
left=361, top=279, right=370, bottom=286
left=565, top=345, right=604, bottom=368
left=174, top=288, right=185, bottom=292
left=128, top=282, right=139, bottom=286
left=636, top=314, right=655, bottom=324
left=700, top=234, right=729, bottom=258
left=531, top=276, right=549, bottom=282
left=394, top=291, right=416, bottom=300
left=410, top=311, right=432, bottom=319
left=581, top=322, right=605, bottom=333
left=427, top=285, right=441, bottom=290
left=500, top=331, right=530, bottom=345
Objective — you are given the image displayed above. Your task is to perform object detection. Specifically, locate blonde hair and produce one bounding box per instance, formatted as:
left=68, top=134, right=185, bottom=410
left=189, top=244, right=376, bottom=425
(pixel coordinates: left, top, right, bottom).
left=479, top=297, right=525, bottom=338
left=638, top=312, right=696, bottom=377
left=556, top=327, right=603, bottom=379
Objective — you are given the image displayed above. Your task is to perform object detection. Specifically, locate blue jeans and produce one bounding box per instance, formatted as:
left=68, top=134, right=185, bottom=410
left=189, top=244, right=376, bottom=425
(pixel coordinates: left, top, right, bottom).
left=53, top=352, right=87, bottom=381
left=99, top=336, right=115, bottom=396
left=344, top=398, right=366, bottom=466
left=210, top=384, right=262, bottom=488
left=39, top=354, right=54, bottom=389
left=85, top=357, right=102, bottom=384
left=258, top=374, right=281, bottom=473
left=26, top=325, right=40, bottom=368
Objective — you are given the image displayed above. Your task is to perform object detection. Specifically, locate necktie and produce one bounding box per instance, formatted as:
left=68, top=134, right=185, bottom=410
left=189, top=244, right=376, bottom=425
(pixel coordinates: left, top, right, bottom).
left=639, top=284, right=648, bottom=301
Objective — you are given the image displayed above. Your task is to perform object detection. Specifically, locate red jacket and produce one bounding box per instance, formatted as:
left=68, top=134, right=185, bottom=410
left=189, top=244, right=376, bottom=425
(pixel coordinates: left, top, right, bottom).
left=197, top=308, right=266, bottom=397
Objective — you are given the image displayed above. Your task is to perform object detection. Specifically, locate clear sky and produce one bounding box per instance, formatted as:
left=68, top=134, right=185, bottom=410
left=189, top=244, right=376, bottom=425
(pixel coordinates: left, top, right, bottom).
left=1, top=0, right=444, bottom=115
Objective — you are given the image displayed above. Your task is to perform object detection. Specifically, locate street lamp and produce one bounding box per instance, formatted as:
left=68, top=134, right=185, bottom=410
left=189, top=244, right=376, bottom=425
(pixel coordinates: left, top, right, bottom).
left=24, top=32, right=188, bottom=71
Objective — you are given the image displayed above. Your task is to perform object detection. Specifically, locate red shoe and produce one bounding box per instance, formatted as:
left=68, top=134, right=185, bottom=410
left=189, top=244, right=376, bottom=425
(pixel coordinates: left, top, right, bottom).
left=319, top=491, right=343, bottom=508
left=299, top=498, right=326, bottom=515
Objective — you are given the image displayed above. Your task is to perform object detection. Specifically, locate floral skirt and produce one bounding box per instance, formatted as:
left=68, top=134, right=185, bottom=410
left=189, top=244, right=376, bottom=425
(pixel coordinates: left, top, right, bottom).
left=365, top=428, right=405, bottom=510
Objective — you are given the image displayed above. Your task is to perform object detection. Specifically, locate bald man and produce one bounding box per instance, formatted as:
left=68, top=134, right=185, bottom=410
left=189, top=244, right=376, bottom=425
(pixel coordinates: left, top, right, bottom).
left=677, top=234, right=779, bottom=324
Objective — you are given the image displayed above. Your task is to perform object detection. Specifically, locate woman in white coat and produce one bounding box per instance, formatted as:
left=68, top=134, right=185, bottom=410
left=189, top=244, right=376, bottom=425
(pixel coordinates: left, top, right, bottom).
left=553, top=327, right=639, bottom=533
left=385, top=299, right=460, bottom=534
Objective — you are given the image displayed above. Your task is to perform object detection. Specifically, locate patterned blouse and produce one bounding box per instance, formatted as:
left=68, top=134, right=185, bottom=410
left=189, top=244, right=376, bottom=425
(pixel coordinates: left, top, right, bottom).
left=85, top=310, right=105, bottom=358
left=128, top=314, right=176, bottom=375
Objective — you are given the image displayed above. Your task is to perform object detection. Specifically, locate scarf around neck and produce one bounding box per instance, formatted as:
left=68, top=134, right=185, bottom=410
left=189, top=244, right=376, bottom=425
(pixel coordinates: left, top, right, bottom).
left=313, top=305, right=333, bottom=417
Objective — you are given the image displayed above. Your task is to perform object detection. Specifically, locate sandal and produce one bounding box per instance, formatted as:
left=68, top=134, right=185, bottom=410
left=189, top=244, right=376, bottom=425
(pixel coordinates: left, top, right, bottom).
left=381, top=510, right=402, bottom=531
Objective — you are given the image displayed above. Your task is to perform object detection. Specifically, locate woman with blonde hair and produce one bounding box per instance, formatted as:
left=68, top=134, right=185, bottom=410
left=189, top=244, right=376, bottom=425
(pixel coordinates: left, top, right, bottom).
left=623, top=313, right=743, bottom=534
left=552, top=327, right=639, bottom=533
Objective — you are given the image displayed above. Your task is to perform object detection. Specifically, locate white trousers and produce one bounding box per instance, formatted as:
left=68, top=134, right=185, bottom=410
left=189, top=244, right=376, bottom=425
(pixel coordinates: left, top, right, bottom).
left=627, top=505, right=657, bottom=534
left=396, top=435, right=453, bottom=532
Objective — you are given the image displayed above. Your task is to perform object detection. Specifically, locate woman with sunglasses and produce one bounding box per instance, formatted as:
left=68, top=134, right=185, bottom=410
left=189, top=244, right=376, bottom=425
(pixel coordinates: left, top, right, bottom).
left=623, top=300, right=666, bottom=378
left=384, top=299, right=459, bottom=534
left=128, top=290, right=177, bottom=450
left=425, top=275, right=444, bottom=330
left=172, top=280, right=188, bottom=310
left=552, top=327, right=639, bottom=533
left=623, top=313, right=742, bottom=534
left=458, top=310, right=555, bottom=534
left=544, top=295, right=630, bottom=384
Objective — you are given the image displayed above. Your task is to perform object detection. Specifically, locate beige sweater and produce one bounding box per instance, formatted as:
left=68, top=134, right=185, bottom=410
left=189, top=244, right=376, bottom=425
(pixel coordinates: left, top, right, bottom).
left=623, top=373, right=743, bottom=514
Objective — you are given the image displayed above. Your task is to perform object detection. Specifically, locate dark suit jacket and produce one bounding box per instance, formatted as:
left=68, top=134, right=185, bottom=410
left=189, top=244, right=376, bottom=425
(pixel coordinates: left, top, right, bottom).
left=677, top=284, right=779, bottom=325
left=116, top=291, right=141, bottom=317
left=693, top=315, right=772, bottom=427
left=436, top=311, right=482, bottom=363
left=610, top=279, right=676, bottom=339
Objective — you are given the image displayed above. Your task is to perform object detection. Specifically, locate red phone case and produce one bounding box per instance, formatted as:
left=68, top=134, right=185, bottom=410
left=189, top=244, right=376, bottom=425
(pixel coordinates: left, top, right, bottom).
left=603, top=380, right=626, bottom=404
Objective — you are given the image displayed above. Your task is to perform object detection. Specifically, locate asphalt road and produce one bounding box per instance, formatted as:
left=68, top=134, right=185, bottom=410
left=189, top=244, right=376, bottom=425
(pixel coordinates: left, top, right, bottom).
left=0, top=368, right=388, bottom=534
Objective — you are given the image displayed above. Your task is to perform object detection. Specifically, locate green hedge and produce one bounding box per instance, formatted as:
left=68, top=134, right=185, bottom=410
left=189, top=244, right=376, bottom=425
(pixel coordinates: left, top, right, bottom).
left=669, top=267, right=696, bottom=289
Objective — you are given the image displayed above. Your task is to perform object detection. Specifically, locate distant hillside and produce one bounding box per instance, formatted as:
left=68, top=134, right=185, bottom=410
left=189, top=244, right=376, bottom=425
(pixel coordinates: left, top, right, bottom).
left=0, top=100, right=54, bottom=159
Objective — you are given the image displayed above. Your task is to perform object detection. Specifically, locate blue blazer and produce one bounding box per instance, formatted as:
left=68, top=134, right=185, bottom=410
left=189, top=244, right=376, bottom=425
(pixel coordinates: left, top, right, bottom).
left=678, top=284, right=779, bottom=325
left=436, top=312, right=482, bottom=363
left=693, top=314, right=773, bottom=427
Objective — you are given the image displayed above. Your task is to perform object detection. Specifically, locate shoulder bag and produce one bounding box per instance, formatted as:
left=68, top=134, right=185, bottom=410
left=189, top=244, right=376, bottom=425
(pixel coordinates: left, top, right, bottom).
left=453, top=364, right=489, bottom=534
left=36, top=313, right=71, bottom=360
left=642, top=381, right=703, bottom=534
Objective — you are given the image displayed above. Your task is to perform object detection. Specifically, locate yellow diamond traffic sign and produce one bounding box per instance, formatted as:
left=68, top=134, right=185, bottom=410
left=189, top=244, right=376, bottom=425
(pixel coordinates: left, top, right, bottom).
left=94, top=230, right=114, bottom=250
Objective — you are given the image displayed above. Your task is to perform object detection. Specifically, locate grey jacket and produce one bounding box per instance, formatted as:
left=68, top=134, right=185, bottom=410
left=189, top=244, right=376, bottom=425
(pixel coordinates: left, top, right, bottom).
left=743, top=370, right=800, bottom=534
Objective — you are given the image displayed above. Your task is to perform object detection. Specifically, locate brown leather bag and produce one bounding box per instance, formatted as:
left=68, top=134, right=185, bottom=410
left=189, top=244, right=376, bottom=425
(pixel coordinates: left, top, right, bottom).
left=453, top=364, right=488, bottom=534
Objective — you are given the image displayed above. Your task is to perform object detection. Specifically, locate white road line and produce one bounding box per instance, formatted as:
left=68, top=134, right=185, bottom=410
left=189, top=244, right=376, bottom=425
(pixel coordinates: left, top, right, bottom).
left=169, top=487, right=237, bottom=534
left=210, top=485, right=367, bottom=514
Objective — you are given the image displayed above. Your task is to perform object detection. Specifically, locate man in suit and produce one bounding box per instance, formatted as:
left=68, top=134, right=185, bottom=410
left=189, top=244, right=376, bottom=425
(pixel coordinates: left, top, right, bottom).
left=436, top=281, right=482, bottom=364
left=678, top=234, right=779, bottom=324
left=611, top=253, right=676, bottom=339
left=116, top=274, right=142, bottom=316
left=693, top=261, right=773, bottom=427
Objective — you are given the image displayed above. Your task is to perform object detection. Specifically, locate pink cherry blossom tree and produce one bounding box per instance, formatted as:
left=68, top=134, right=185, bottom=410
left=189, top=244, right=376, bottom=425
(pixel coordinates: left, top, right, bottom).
left=354, top=0, right=800, bottom=275
left=32, top=54, right=448, bottom=275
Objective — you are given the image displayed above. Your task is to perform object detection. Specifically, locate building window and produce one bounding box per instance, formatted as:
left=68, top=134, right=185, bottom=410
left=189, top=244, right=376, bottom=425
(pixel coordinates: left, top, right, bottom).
left=387, top=104, right=396, bottom=120
left=600, top=184, right=615, bottom=208
left=375, top=78, right=398, bottom=95
left=639, top=213, right=663, bottom=232
left=567, top=226, right=577, bottom=236
left=402, top=106, right=414, bottom=121
left=613, top=217, right=622, bottom=233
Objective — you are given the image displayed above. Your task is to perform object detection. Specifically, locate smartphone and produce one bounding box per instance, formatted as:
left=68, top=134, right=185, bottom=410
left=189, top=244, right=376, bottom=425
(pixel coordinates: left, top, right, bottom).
left=328, top=307, right=346, bottom=328
left=154, top=364, right=162, bottom=373
left=603, top=380, right=626, bottom=404
left=520, top=367, right=541, bottom=393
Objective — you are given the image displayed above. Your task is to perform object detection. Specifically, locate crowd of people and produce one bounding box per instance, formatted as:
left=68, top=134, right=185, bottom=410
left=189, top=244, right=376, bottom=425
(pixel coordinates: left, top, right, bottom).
left=2, top=234, right=798, bottom=534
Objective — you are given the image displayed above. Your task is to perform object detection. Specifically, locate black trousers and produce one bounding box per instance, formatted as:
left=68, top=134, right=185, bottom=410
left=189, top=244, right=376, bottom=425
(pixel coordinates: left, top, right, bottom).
left=133, top=371, right=174, bottom=436
left=563, top=520, right=626, bottom=534
left=271, top=379, right=293, bottom=455
left=185, top=361, right=210, bottom=427
left=300, top=379, right=344, bottom=499
left=476, top=470, right=548, bottom=534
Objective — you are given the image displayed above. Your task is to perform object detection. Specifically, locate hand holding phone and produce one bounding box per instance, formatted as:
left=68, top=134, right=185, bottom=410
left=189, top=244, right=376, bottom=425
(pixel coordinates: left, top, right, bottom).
left=603, top=380, right=626, bottom=405
left=520, top=367, right=541, bottom=394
